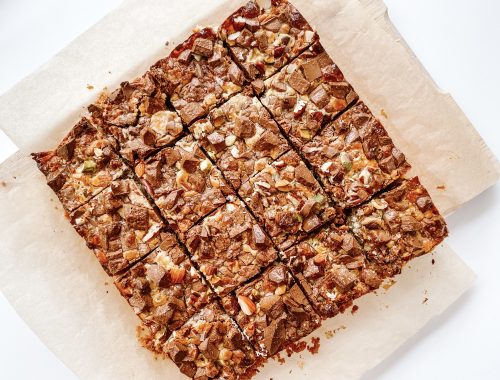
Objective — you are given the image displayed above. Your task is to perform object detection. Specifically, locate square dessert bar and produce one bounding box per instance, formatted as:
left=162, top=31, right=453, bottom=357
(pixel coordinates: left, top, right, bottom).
left=137, top=136, right=233, bottom=238
left=349, top=177, right=448, bottom=266
left=219, top=0, right=317, bottom=80
left=151, top=27, right=245, bottom=125
left=302, top=101, right=411, bottom=208
left=32, top=118, right=128, bottom=212
left=185, top=197, right=277, bottom=296
left=222, top=263, right=321, bottom=356
left=70, top=178, right=166, bottom=275
left=190, top=90, right=290, bottom=190
left=165, top=303, right=257, bottom=380
left=260, top=41, right=358, bottom=148
left=115, top=232, right=214, bottom=352
left=282, top=225, right=391, bottom=318
left=88, top=73, right=184, bottom=164
left=238, top=150, right=342, bottom=250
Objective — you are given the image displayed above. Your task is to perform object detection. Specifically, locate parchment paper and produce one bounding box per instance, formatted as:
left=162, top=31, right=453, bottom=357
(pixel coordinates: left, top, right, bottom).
left=0, top=0, right=498, bottom=379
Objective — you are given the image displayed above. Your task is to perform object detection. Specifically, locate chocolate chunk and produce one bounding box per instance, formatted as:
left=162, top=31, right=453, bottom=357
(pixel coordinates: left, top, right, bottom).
left=234, top=117, right=256, bottom=139
left=263, top=17, right=282, bottom=33
left=267, top=265, right=287, bottom=284
left=303, top=260, right=321, bottom=279
left=288, top=70, right=310, bottom=95
left=342, top=233, right=360, bottom=253
left=179, top=362, right=197, bottom=378
left=111, top=180, right=129, bottom=196
left=309, top=84, right=329, bottom=108
left=192, top=38, right=214, bottom=57
left=254, top=131, right=281, bottom=151
left=303, top=214, right=321, bottom=232
left=124, top=204, right=149, bottom=230
left=271, top=80, right=287, bottom=92
left=163, top=147, right=181, bottom=166
left=252, top=79, right=265, bottom=95
left=329, top=82, right=351, bottom=99
left=180, top=102, right=205, bottom=124
left=152, top=304, right=174, bottom=325
left=294, top=164, right=316, bottom=186
left=330, top=264, right=357, bottom=292
left=207, top=131, right=226, bottom=151
left=208, top=49, right=222, bottom=66
left=252, top=224, right=267, bottom=245
left=180, top=154, right=199, bottom=173
left=288, top=284, right=307, bottom=305
left=129, top=292, right=147, bottom=312
left=56, top=138, right=76, bottom=160
left=301, top=59, right=323, bottom=82
left=416, top=196, right=432, bottom=211
left=169, top=342, right=189, bottom=363
left=300, top=199, right=317, bottom=217
left=229, top=62, right=244, bottom=86
left=263, top=318, right=286, bottom=355
left=229, top=223, right=249, bottom=238
left=146, top=265, right=168, bottom=287
left=47, top=169, right=66, bottom=192
left=361, top=268, right=383, bottom=288
left=400, top=215, right=422, bottom=232
left=259, top=295, right=280, bottom=313
left=378, top=155, right=397, bottom=173
left=141, top=128, right=157, bottom=146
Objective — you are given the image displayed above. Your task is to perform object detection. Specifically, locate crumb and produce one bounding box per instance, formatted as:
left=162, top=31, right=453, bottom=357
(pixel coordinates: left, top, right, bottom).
left=285, top=341, right=307, bottom=357
left=432, top=259, right=435, bottom=265
left=307, top=337, right=320, bottom=354
left=165, top=41, right=170, bottom=46
left=422, top=297, right=428, bottom=304
left=382, top=279, right=396, bottom=290
left=13, top=176, right=16, bottom=180
left=106, top=290, right=109, bottom=294
left=54, top=206, right=58, bottom=210
left=325, top=325, right=346, bottom=339
left=272, top=352, right=286, bottom=365
left=297, top=360, right=304, bottom=369
left=0, top=181, right=6, bottom=187
left=108, top=71, right=112, bottom=74
left=289, top=370, right=292, bottom=374
left=436, top=184, right=446, bottom=190
left=86, top=84, right=94, bottom=90
left=351, top=305, right=359, bottom=315
left=104, top=282, right=109, bottom=286
left=380, top=108, right=388, bottom=118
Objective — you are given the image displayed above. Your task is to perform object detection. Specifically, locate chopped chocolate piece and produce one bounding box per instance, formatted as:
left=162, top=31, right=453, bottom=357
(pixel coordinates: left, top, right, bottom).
left=151, top=27, right=245, bottom=124
left=222, top=263, right=320, bottom=356
left=239, top=150, right=342, bottom=250
left=261, top=42, right=358, bottom=148
left=302, top=101, right=411, bottom=207
left=190, top=91, right=290, bottom=189
left=138, top=136, right=233, bottom=238
left=32, top=118, right=128, bottom=212
left=88, top=73, right=183, bottom=165
left=165, top=303, right=257, bottom=379
left=282, top=225, right=391, bottom=317
left=220, top=0, right=317, bottom=79
left=70, top=178, right=165, bottom=275
left=115, top=233, right=214, bottom=350
left=349, top=177, right=448, bottom=265
left=186, top=199, right=277, bottom=295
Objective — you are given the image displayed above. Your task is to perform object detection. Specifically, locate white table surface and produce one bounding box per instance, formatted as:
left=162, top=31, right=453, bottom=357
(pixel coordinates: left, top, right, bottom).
left=0, top=0, right=499, bottom=379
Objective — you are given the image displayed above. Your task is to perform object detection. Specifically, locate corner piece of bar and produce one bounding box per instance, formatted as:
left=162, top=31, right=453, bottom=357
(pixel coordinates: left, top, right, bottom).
left=238, top=150, right=343, bottom=250
left=88, top=72, right=184, bottom=165
left=185, top=197, right=277, bottom=296
left=70, top=177, right=166, bottom=275
left=190, top=90, right=290, bottom=190
left=222, top=263, right=321, bottom=356
left=219, top=0, right=318, bottom=80
left=115, top=233, right=214, bottom=352
left=302, top=101, right=411, bottom=207
left=261, top=41, right=358, bottom=148
left=137, top=135, right=233, bottom=239
left=32, top=118, right=128, bottom=212
left=349, top=177, right=448, bottom=265
left=150, top=27, right=246, bottom=125
left=282, top=225, right=392, bottom=318
left=165, top=302, right=257, bottom=379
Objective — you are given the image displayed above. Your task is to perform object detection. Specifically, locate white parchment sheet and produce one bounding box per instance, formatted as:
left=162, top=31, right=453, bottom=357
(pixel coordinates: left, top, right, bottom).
left=0, top=0, right=498, bottom=379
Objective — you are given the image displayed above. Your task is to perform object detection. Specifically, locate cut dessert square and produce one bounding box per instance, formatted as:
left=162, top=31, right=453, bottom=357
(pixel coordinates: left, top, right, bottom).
left=190, top=90, right=290, bottom=190
left=222, top=263, right=321, bottom=356
left=165, top=303, right=257, bottom=380
left=238, top=150, right=342, bottom=250
left=349, top=177, right=448, bottom=266
left=32, top=118, right=128, bottom=212
left=282, top=225, right=392, bottom=318
left=219, top=0, right=317, bottom=80
left=70, top=178, right=165, bottom=275
left=88, top=73, right=184, bottom=164
left=115, top=232, right=214, bottom=351
left=302, top=101, right=411, bottom=208
left=185, top=197, right=277, bottom=296
left=136, top=135, right=233, bottom=239
left=260, top=41, right=358, bottom=148
left=151, top=27, right=246, bottom=125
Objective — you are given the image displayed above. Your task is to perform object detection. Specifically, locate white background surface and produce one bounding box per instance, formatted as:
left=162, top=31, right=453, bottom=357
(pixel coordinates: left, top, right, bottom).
left=0, top=0, right=498, bottom=379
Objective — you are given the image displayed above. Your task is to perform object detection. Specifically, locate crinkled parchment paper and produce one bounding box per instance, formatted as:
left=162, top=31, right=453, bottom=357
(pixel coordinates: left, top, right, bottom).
left=0, top=0, right=498, bottom=379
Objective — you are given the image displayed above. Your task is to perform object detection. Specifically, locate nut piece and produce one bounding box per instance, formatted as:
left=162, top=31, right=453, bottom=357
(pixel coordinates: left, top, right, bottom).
left=170, top=267, right=186, bottom=284
left=237, top=295, right=256, bottom=315
left=135, top=161, right=145, bottom=177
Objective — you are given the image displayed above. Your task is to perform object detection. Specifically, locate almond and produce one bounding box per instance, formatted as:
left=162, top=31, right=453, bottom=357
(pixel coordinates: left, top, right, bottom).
left=170, top=267, right=186, bottom=284
left=135, top=162, right=145, bottom=177
left=313, top=253, right=327, bottom=265
left=237, top=295, right=256, bottom=315
left=219, top=348, right=233, bottom=361
left=275, top=179, right=293, bottom=192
